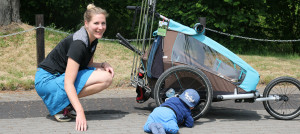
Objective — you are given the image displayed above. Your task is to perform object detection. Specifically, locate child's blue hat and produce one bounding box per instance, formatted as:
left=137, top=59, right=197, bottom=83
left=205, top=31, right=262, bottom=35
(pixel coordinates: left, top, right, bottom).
left=179, top=89, right=200, bottom=107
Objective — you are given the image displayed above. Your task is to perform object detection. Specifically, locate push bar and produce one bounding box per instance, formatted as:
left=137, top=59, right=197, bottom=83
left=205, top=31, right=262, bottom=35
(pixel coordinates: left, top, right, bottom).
left=116, top=33, right=142, bottom=55
left=126, top=6, right=141, bottom=10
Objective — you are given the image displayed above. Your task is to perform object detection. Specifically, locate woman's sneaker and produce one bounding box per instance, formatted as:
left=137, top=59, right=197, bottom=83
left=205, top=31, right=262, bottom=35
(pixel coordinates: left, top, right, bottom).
left=54, top=108, right=72, bottom=122
left=66, top=105, right=76, bottom=119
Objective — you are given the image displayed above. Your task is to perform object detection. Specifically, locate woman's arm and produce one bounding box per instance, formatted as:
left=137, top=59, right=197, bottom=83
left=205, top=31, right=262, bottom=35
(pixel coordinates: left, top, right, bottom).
left=88, top=56, right=103, bottom=68
left=88, top=57, right=114, bottom=77
left=65, top=57, right=87, bottom=131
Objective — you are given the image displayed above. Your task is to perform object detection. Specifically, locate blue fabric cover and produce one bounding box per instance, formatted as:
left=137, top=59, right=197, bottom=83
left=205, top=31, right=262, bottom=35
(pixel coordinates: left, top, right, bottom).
left=147, top=36, right=163, bottom=78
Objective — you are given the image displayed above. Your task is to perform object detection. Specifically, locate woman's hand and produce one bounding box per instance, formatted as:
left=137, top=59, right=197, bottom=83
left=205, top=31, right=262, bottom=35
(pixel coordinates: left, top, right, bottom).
left=76, top=111, right=87, bottom=131
left=101, top=62, right=114, bottom=77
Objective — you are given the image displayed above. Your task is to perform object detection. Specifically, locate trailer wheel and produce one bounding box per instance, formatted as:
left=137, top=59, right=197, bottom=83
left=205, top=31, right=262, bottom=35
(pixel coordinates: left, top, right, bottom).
left=154, top=65, right=213, bottom=120
left=263, top=76, right=300, bottom=120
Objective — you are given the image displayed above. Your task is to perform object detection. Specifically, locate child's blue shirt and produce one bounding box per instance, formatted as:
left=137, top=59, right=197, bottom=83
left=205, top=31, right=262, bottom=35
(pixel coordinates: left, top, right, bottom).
left=160, top=97, right=194, bottom=127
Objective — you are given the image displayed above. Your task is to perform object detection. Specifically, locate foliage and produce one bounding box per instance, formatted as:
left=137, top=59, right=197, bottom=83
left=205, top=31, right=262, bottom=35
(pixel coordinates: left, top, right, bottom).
left=19, top=0, right=300, bottom=55
left=265, top=0, right=300, bottom=54
left=20, top=0, right=137, bottom=39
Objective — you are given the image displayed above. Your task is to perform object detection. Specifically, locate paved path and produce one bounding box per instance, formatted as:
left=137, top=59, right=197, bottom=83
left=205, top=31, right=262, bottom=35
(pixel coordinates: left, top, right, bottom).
left=0, top=88, right=299, bottom=134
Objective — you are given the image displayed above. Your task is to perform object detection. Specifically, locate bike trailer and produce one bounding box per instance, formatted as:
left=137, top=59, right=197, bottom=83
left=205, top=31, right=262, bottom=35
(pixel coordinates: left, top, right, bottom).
left=143, top=19, right=260, bottom=94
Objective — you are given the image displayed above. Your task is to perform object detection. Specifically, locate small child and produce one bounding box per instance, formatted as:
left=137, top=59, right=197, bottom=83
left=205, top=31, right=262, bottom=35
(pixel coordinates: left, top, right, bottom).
left=144, top=89, right=200, bottom=134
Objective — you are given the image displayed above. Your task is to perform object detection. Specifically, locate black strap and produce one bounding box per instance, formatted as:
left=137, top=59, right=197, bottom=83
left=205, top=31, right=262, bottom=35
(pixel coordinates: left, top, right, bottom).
left=162, top=106, right=177, bottom=118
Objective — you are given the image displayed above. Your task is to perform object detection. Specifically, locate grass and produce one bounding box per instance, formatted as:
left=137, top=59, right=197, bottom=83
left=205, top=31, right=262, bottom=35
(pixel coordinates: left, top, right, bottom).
left=0, top=23, right=299, bottom=91
left=239, top=54, right=300, bottom=84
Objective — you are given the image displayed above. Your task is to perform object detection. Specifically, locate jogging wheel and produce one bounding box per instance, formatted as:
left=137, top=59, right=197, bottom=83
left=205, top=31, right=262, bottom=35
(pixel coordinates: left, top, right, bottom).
left=263, top=76, right=300, bottom=120
left=154, top=65, right=213, bottom=120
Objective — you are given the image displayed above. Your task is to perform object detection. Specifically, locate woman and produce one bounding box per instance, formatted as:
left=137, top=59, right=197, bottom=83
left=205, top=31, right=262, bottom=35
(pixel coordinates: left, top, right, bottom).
left=35, top=4, right=113, bottom=131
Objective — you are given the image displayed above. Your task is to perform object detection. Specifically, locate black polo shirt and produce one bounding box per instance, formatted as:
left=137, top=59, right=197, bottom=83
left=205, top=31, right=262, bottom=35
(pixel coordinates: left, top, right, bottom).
left=38, top=27, right=98, bottom=74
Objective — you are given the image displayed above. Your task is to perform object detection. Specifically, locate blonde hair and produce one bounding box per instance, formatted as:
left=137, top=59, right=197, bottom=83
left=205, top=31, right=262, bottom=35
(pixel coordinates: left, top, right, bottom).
left=84, top=4, right=108, bottom=22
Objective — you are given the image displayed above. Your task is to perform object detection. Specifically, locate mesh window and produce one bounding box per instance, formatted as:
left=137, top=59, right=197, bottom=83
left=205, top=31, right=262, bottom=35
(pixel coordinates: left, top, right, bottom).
left=171, top=33, right=246, bottom=82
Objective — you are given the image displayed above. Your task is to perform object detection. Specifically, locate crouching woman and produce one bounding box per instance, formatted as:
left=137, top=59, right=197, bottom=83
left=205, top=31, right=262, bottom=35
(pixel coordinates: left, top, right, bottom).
left=34, top=4, right=113, bottom=131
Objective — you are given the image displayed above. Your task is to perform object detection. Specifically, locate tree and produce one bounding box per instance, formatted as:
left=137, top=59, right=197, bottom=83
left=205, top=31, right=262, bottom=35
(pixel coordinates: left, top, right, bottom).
left=0, top=0, right=21, bottom=26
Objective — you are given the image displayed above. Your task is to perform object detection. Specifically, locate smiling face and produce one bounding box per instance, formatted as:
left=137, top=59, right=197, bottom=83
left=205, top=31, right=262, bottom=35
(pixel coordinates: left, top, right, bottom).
left=84, top=13, right=106, bottom=43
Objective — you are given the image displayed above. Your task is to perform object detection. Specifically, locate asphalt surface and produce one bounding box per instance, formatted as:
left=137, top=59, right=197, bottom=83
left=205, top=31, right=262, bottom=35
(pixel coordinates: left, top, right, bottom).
left=0, top=88, right=299, bottom=134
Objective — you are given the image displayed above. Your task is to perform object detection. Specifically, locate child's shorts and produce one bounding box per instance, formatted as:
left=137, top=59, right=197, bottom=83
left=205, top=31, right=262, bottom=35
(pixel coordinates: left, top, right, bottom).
left=34, top=67, right=95, bottom=115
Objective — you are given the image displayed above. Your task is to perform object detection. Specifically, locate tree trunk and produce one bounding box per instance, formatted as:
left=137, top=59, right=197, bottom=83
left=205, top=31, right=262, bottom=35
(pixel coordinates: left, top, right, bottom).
left=11, top=0, right=21, bottom=23
left=0, top=0, right=21, bottom=26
